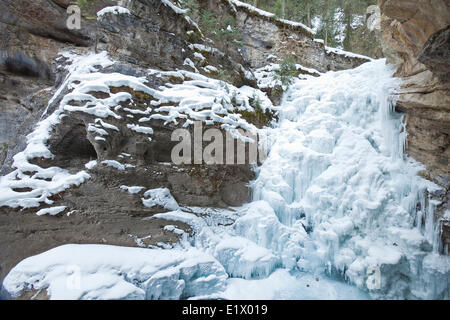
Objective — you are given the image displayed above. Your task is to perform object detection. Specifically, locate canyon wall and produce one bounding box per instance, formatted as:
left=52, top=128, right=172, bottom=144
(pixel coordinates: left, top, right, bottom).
left=202, top=0, right=370, bottom=72
left=378, top=0, right=450, bottom=251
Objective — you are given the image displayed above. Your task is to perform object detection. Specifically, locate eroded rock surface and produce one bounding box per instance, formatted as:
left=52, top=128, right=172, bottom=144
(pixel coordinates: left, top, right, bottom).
left=379, top=0, right=450, bottom=251
left=201, top=0, right=370, bottom=72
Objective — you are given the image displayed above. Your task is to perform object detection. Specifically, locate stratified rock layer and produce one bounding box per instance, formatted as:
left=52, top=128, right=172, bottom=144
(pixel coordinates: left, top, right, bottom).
left=379, top=0, right=450, bottom=251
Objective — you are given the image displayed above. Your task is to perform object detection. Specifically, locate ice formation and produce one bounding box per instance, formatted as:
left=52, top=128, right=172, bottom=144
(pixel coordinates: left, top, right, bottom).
left=2, top=53, right=448, bottom=299
left=2, top=244, right=227, bottom=300
left=252, top=59, right=449, bottom=299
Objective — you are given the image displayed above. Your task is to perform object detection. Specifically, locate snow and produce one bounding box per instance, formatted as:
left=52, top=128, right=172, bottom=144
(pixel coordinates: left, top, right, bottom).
left=120, top=185, right=145, bottom=194
left=0, top=50, right=272, bottom=211
left=36, top=206, right=67, bottom=216
left=229, top=0, right=315, bottom=35
left=214, top=236, right=280, bottom=279
left=193, top=52, right=206, bottom=62
left=229, top=0, right=275, bottom=18
left=123, top=107, right=151, bottom=115
left=88, top=124, right=108, bottom=136
left=128, top=234, right=152, bottom=248
left=188, top=44, right=225, bottom=57
left=325, top=46, right=372, bottom=61
left=142, top=188, right=179, bottom=211
left=183, top=58, right=198, bottom=73
left=143, top=68, right=271, bottom=140
left=127, top=124, right=154, bottom=135
left=84, top=160, right=97, bottom=170
left=164, top=225, right=185, bottom=235
left=253, top=63, right=321, bottom=91
left=160, top=0, right=188, bottom=15
left=0, top=52, right=115, bottom=210
left=150, top=204, right=369, bottom=299
left=220, top=269, right=369, bottom=300
left=101, top=160, right=135, bottom=171
left=2, top=244, right=227, bottom=300
left=202, top=65, right=218, bottom=74
left=95, top=119, right=119, bottom=131
left=97, top=6, right=131, bottom=19
left=278, top=18, right=315, bottom=34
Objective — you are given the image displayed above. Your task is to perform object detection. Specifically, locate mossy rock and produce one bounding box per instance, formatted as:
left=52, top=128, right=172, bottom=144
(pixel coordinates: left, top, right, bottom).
left=109, top=86, right=154, bottom=103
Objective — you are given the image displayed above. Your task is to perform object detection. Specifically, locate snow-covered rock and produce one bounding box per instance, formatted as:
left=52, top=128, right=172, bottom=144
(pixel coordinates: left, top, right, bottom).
left=3, top=244, right=227, bottom=300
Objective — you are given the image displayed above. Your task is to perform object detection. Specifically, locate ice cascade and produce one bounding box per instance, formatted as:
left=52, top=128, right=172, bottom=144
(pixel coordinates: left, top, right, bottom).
left=252, top=59, right=448, bottom=299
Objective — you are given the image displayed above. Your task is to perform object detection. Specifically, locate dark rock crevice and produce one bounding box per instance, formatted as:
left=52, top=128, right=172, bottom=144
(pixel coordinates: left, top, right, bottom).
left=49, top=121, right=98, bottom=168
left=418, top=26, right=450, bottom=82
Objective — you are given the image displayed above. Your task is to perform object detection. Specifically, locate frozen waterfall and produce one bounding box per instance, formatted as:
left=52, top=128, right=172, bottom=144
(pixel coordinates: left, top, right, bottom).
left=251, top=59, right=449, bottom=299
left=3, top=59, right=448, bottom=300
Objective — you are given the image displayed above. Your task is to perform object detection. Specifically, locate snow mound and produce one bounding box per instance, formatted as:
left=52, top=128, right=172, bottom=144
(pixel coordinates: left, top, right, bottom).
left=101, top=160, right=135, bottom=171
left=142, top=188, right=179, bottom=211
left=3, top=244, right=227, bottom=300
left=97, top=6, right=131, bottom=19
left=36, top=206, right=67, bottom=216
left=120, top=185, right=145, bottom=194
left=325, top=46, right=372, bottom=61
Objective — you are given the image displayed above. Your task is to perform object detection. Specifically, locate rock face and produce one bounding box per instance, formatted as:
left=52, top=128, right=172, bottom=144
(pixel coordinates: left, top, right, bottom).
left=203, top=0, right=370, bottom=72
left=0, top=0, right=98, bottom=171
left=379, top=0, right=450, bottom=185
left=378, top=0, right=450, bottom=251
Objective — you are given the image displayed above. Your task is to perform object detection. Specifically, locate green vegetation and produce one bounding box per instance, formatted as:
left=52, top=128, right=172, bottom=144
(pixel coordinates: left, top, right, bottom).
left=199, top=9, right=218, bottom=35
left=239, top=94, right=273, bottom=128
left=1, top=142, right=9, bottom=153
left=274, top=57, right=298, bottom=89
left=74, top=0, right=97, bottom=19
left=178, top=0, right=244, bottom=52
left=225, top=91, right=273, bottom=128
left=219, top=16, right=244, bottom=47
left=181, top=0, right=200, bottom=20
left=76, top=0, right=94, bottom=10
left=249, top=93, right=263, bottom=113
left=199, top=9, right=243, bottom=48
left=215, top=68, right=236, bottom=84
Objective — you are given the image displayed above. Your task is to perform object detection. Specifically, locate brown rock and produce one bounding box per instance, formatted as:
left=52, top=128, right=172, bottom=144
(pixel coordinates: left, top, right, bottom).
left=379, top=0, right=450, bottom=186
left=202, top=0, right=370, bottom=72
left=379, top=0, right=450, bottom=253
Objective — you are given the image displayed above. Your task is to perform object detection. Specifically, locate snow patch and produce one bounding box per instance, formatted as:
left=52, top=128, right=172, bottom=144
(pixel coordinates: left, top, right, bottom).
left=36, top=206, right=67, bottom=216
left=97, top=6, right=131, bottom=19
left=142, top=188, right=179, bottom=211
left=3, top=244, right=227, bottom=300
